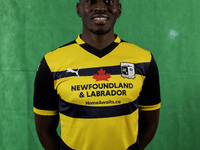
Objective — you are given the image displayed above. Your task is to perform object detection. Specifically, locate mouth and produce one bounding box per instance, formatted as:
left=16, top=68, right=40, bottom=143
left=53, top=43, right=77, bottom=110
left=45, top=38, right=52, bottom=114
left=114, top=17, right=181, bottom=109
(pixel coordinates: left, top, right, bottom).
left=92, top=14, right=109, bottom=25
left=93, top=17, right=107, bottom=24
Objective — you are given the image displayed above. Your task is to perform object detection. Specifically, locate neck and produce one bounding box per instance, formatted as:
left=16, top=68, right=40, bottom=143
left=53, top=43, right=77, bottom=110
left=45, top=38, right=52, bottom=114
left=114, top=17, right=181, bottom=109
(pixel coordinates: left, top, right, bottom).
left=81, top=30, right=116, bottom=50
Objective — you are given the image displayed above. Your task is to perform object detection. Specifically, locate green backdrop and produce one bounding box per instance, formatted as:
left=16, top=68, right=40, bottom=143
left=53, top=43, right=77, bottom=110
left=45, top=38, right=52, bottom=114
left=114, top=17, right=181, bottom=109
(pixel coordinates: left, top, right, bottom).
left=0, top=0, right=200, bottom=149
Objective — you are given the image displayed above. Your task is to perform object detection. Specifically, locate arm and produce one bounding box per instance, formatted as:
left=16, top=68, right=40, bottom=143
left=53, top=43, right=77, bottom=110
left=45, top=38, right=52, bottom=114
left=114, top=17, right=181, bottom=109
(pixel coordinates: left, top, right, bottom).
left=33, top=57, right=60, bottom=149
left=138, top=54, right=161, bottom=149
left=35, top=114, right=61, bottom=150
left=138, top=109, right=160, bottom=150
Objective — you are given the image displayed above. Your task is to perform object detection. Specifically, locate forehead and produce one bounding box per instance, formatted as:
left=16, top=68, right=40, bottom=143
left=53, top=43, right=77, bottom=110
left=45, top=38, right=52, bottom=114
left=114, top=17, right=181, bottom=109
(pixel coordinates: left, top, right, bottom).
left=79, top=0, right=119, bottom=3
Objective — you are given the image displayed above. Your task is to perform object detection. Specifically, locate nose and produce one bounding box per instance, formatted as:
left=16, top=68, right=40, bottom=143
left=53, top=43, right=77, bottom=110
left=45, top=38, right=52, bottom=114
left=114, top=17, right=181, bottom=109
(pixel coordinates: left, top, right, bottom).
left=94, top=0, right=107, bottom=12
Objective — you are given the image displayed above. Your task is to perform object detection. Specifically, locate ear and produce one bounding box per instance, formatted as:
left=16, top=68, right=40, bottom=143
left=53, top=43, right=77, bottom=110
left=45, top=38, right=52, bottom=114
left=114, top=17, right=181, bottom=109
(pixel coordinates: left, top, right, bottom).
left=76, top=3, right=81, bottom=17
left=117, top=3, right=122, bottom=18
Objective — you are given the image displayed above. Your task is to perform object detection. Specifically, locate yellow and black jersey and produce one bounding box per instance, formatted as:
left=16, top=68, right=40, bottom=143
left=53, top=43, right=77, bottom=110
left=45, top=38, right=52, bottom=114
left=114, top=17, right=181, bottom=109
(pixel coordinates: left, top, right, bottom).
left=34, top=35, right=161, bottom=150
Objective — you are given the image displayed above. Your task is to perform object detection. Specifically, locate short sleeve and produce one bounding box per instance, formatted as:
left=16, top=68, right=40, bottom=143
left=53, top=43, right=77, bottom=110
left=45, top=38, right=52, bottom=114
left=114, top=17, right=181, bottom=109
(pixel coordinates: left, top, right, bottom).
left=33, top=57, right=59, bottom=116
left=138, top=55, right=161, bottom=111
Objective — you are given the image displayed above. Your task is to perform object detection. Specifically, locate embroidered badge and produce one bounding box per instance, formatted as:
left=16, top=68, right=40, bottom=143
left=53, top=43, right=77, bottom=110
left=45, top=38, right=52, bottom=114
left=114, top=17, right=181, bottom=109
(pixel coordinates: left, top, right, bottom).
left=120, top=63, right=135, bottom=79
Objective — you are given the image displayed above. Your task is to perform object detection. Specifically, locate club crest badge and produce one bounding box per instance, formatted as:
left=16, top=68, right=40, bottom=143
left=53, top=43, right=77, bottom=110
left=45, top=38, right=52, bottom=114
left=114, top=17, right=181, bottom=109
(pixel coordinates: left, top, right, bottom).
left=120, top=62, right=135, bottom=79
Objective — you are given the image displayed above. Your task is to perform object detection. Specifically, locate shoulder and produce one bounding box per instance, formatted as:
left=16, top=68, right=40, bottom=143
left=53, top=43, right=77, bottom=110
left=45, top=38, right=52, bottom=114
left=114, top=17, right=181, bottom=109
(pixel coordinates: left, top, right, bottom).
left=45, top=40, right=77, bottom=59
left=119, top=40, right=152, bottom=63
left=43, top=40, right=77, bottom=72
left=120, top=40, right=151, bottom=55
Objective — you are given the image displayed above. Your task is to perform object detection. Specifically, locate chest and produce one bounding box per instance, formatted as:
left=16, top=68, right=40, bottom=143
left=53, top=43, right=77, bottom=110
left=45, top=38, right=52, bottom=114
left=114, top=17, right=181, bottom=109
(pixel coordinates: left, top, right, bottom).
left=53, top=59, right=147, bottom=107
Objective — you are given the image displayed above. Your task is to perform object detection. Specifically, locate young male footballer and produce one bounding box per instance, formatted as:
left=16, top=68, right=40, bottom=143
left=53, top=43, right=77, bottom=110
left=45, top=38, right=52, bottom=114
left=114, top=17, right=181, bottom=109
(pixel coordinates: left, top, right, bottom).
left=34, top=0, right=161, bottom=149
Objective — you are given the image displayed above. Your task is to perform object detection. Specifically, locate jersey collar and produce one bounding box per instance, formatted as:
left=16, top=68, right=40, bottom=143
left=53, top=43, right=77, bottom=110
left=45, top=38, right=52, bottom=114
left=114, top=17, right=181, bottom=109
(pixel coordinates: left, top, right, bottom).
left=75, top=34, right=121, bottom=58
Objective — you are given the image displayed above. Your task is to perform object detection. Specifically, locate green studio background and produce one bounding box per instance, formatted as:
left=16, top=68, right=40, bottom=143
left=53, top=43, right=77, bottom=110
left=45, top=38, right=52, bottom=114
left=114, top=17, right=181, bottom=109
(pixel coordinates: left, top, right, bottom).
left=0, top=0, right=199, bottom=149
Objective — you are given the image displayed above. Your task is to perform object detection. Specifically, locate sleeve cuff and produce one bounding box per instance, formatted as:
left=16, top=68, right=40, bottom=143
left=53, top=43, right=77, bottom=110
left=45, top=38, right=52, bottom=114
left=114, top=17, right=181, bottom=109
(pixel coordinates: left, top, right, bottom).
left=139, top=103, right=161, bottom=111
left=33, top=107, right=59, bottom=116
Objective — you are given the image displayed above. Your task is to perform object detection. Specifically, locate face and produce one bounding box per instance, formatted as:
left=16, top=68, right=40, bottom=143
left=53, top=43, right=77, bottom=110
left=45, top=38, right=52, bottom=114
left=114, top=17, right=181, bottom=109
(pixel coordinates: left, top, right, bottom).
left=77, top=0, right=121, bottom=35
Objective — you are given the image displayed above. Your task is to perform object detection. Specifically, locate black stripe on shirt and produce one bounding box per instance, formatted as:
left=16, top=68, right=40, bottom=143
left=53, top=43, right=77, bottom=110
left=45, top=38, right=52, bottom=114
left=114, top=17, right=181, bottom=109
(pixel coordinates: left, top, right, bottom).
left=59, top=98, right=138, bottom=119
left=53, top=63, right=149, bottom=80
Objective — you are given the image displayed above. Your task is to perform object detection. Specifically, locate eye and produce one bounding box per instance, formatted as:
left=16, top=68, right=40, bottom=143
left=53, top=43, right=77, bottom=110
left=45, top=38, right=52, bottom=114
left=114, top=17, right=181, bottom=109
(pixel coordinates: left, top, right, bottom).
left=104, top=0, right=114, bottom=5
left=87, top=0, right=114, bottom=5
left=87, top=0, right=97, bottom=5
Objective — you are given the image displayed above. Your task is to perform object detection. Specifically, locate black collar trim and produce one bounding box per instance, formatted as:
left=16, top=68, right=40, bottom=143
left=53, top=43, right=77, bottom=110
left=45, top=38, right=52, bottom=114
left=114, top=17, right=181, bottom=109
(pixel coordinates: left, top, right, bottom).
left=79, top=42, right=119, bottom=58
left=75, top=34, right=121, bottom=58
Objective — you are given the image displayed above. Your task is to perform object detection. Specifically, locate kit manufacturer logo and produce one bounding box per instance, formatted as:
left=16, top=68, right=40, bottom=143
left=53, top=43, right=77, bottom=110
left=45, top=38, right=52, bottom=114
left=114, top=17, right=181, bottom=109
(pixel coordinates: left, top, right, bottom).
left=66, top=67, right=81, bottom=77
left=121, top=63, right=135, bottom=79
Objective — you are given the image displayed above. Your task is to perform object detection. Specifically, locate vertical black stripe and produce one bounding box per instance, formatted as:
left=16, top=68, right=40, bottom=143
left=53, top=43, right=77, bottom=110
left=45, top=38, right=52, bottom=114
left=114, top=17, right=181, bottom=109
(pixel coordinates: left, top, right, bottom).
left=34, top=57, right=59, bottom=110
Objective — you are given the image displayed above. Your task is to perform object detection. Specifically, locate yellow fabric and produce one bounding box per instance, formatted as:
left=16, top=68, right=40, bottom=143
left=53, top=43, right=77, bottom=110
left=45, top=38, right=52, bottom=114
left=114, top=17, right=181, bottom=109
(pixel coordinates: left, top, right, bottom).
left=60, top=110, right=139, bottom=150
left=139, top=103, right=161, bottom=111
left=33, top=107, right=58, bottom=116
left=40, top=35, right=159, bottom=149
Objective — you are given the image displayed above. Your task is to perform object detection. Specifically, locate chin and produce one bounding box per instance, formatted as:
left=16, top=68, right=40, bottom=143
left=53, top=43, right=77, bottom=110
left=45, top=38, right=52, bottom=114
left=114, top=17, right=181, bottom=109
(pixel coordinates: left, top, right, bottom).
left=90, top=28, right=111, bottom=35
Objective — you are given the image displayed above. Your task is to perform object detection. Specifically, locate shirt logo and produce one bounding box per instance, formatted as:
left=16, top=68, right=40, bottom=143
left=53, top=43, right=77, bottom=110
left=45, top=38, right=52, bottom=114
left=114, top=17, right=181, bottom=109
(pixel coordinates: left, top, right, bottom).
left=93, top=68, right=111, bottom=82
left=66, top=67, right=81, bottom=77
left=121, top=63, right=135, bottom=79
